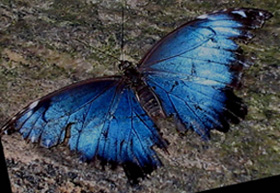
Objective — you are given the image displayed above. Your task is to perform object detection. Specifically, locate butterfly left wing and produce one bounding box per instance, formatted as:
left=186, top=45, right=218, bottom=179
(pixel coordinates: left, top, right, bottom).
left=1, top=77, right=166, bottom=183
left=138, top=8, right=272, bottom=139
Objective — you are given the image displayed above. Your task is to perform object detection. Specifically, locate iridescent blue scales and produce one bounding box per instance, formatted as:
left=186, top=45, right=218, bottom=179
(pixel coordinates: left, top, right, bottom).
left=139, top=8, right=273, bottom=139
left=1, top=8, right=272, bottom=183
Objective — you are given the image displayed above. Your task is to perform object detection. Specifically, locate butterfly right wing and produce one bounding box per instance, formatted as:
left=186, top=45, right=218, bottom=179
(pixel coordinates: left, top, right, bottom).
left=138, top=8, right=272, bottom=139
left=1, top=77, right=166, bottom=183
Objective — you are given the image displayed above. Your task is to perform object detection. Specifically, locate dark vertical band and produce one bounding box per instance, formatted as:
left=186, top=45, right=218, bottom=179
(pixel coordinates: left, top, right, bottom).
left=0, top=138, right=12, bottom=193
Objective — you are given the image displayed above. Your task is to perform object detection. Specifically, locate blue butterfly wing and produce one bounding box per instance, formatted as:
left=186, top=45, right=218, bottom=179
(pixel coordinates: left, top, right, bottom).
left=107, top=86, right=166, bottom=181
left=1, top=77, right=166, bottom=183
left=138, top=8, right=272, bottom=139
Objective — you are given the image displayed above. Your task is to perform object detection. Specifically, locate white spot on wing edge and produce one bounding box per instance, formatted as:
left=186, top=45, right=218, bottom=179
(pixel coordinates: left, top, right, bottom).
left=259, top=11, right=264, bottom=17
left=45, top=139, right=52, bottom=148
left=29, top=100, right=39, bottom=110
left=232, top=10, right=247, bottom=18
left=197, top=14, right=208, bottom=19
left=31, top=135, right=36, bottom=143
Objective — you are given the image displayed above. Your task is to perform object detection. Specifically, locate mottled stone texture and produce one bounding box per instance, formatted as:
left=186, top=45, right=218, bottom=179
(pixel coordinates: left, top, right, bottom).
left=0, top=0, right=279, bottom=192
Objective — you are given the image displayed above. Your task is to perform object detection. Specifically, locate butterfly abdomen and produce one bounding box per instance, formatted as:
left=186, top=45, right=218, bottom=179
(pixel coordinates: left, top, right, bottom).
left=134, top=79, right=166, bottom=119
left=121, top=62, right=166, bottom=120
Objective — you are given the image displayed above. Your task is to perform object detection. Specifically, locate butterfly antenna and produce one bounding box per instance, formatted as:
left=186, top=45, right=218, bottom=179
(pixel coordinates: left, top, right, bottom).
left=121, top=0, right=125, bottom=62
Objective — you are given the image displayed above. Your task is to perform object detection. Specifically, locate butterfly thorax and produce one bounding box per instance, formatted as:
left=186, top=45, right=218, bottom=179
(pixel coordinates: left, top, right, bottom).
left=119, top=60, right=166, bottom=119
left=119, top=60, right=141, bottom=85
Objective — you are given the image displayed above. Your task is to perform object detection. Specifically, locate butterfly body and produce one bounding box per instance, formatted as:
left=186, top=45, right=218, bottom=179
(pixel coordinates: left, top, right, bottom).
left=1, top=8, right=272, bottom=183
left=119, top=60, right=166, bottom=119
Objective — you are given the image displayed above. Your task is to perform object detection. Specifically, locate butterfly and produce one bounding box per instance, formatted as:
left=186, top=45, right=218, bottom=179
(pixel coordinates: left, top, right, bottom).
left=1, top=8, right=272, bottom=184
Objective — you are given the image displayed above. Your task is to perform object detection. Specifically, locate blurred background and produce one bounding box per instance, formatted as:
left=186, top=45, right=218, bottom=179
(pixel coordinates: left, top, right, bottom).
left=0, top=0, right=279, bottom=192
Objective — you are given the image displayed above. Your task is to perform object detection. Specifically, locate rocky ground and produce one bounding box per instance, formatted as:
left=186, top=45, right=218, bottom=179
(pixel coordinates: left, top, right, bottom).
left=0, top=0, right=279, bottom=192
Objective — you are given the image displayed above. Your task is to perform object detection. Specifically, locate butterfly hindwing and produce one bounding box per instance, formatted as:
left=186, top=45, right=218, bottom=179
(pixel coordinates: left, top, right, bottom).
left=139, top=8, right=272, bottom=139
left=2, top=77, right=166, bottom=183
